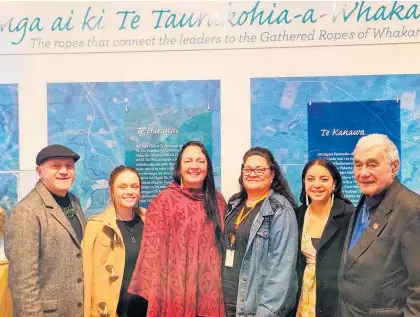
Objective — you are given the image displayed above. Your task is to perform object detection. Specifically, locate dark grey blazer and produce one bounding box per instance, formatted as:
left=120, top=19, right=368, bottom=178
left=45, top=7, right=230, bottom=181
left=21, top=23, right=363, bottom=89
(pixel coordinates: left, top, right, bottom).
left=4, top=180, right=86, bottom=317
left=337, top=178, right=420, bottom=317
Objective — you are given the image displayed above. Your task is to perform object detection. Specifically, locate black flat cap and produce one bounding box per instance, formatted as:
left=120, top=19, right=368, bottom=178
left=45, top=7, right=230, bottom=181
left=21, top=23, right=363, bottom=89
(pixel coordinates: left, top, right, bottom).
left=36, top=144, right=80, bottom=165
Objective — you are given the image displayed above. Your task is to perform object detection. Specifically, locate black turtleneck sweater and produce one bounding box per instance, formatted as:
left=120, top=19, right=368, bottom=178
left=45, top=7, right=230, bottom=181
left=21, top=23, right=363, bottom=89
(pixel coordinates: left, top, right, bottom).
left=51, top=192, right=83, bottom=243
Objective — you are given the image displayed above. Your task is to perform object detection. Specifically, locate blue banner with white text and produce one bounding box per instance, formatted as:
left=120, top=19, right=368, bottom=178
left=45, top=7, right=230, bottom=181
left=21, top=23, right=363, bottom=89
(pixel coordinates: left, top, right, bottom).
left=308, top=100, right=401, bottom=204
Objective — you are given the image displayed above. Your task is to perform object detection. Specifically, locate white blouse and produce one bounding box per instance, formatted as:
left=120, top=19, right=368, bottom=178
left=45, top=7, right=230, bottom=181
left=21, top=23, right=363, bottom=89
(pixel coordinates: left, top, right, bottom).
left=0, top=237, right=6, bottom=260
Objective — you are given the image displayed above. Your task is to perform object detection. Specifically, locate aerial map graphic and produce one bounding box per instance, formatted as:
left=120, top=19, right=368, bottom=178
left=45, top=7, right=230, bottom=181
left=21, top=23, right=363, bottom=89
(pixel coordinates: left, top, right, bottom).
left=47, top=80, right=221, bottom=217
left=251, top=74, right=420, bottom=201
left=0, top=84, right=19, bottom=212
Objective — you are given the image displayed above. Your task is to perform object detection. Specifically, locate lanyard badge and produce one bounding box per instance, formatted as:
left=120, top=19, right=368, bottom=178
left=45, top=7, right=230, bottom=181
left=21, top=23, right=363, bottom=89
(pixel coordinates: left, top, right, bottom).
left=224, top=231, right=236, bottom=267
left=224, top=193, right=268, bottom=268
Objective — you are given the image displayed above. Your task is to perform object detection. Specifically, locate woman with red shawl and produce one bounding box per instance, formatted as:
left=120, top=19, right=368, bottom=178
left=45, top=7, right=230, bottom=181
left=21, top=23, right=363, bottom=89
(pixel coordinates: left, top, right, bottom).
left=128, top=141, right=226, bottom=317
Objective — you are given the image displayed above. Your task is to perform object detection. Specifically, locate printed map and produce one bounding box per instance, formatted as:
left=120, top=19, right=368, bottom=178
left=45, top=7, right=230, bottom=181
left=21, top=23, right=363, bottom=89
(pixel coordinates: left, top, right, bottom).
left=48, top=81, right=221, bottom=217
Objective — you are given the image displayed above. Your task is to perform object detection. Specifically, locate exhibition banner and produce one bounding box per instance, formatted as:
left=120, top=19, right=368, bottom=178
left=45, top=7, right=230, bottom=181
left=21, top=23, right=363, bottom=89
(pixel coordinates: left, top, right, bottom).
left=251, top=75, right=419, bottom=203
left=308, top=100, right=401, bottom=203
left=47, top=80, right=221, bottom=216
left=0, top=2, right=419, bottom=214
left=1, top=1, right=420, bottom=54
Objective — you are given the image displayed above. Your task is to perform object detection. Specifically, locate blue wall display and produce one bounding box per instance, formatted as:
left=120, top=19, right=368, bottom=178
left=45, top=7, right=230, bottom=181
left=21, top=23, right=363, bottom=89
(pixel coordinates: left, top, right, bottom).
left=48, top=80, right=221, bottom=217
left=251, top=74, right=419, bottom=205
left=308, top=100, right=401, bottom=204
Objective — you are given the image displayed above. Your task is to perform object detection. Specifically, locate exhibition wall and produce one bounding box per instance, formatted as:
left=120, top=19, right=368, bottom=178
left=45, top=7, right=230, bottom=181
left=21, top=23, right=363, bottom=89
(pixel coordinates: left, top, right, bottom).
left=1, top=1, right=420, bottom=216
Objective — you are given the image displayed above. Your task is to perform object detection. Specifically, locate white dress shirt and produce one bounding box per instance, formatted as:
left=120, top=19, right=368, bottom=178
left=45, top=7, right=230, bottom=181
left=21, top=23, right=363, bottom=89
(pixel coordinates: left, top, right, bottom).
left=0, top=237, right=6, bottom=260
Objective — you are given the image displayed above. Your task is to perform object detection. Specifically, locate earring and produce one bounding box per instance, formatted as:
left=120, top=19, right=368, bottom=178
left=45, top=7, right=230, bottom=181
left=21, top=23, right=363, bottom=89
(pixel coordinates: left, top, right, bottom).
left=180, top=177, right=184, bottom=189
left=305, top=194, right=309, bottom=206
left=331, top=192, right=335, bottom=206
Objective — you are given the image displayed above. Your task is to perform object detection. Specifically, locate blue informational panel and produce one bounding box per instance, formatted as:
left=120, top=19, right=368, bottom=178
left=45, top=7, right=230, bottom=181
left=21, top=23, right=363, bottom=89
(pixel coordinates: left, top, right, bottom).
left=0, top=174, right=18, bottom=212
left=308, top=100, right=401, bottom=204
left=251, top=74, right=420, bottom=206
left=0, top=84, right=19, bottom=212
left=125, top=106, right=213, bottom=206
left=48, top=80, right=221, bottom=217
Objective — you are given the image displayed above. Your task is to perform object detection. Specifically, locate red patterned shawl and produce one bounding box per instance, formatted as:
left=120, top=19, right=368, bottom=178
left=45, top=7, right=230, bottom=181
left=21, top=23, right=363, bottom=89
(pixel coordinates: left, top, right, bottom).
left=128, top=182, right=226, bottom=317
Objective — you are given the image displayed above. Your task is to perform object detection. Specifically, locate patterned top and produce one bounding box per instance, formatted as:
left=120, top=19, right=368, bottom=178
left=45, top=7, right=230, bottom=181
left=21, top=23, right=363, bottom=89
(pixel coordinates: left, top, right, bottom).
left=296, top=210, right=317, bottom=317
left=128, top=182, right=227, bottom=317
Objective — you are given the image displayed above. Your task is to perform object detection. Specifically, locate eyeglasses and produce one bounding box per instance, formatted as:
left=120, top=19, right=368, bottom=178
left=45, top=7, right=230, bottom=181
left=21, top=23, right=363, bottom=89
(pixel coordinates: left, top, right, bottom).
left=242, top=167, right=271, bottom=176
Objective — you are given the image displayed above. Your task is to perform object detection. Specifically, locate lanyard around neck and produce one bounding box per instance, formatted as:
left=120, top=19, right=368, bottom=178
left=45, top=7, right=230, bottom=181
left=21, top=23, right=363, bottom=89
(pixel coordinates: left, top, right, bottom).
left=234, top=193, right=268, bottom=230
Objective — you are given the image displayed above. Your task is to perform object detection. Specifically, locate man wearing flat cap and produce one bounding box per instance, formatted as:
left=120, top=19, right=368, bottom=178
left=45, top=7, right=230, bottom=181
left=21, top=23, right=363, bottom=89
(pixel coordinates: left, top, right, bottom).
left=4, top=144, right=86, bottom=317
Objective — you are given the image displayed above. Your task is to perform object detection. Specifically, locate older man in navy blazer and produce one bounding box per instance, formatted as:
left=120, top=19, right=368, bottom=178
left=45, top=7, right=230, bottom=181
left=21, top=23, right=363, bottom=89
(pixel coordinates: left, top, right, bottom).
left=338, top=134, right=420, bottom=317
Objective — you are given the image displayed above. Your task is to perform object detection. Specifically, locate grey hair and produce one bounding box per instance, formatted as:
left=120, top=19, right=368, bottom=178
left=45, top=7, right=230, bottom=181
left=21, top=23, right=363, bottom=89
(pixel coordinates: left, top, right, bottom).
left=353, top=134, right=399, bottom=163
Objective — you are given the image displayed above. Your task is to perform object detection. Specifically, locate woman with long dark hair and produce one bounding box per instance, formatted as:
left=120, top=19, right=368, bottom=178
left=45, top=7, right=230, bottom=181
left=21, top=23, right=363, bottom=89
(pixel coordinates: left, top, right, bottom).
left=294, top=158, right=354, bottom=317
left=222, top=147, right=299, bottom=317
left=128, top=141, right=226, bottom=317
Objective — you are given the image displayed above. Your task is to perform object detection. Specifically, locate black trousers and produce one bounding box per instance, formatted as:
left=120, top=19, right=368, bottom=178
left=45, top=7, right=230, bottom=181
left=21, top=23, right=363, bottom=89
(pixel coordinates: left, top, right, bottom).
left=116, top=288, right=148, bottom=317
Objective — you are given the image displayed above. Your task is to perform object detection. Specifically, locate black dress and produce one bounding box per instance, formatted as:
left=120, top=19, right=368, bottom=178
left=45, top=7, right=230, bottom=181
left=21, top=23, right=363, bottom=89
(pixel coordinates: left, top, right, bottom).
left=116, top=213, right=148, bottom=317
left=222, top=200, right=263, bottom=317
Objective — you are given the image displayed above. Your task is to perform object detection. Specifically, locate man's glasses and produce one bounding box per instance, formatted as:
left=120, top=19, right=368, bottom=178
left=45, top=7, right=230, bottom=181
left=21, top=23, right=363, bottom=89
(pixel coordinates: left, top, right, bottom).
left=242, top=167, right=271, bottom=176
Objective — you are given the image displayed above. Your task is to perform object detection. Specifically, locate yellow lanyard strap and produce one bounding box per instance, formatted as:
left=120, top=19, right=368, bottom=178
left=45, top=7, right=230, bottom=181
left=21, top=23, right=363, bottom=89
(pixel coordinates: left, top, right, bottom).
left=234, top=193, right=268, bottom=230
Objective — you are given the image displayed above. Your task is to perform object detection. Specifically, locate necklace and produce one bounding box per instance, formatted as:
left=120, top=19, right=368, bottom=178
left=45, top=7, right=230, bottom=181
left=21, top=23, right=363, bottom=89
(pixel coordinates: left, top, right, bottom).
left=62, top=205, right=77, bottom=219
left=117, top=210, right=137, bottom=244
left=122, top=222, right=136, bottom=244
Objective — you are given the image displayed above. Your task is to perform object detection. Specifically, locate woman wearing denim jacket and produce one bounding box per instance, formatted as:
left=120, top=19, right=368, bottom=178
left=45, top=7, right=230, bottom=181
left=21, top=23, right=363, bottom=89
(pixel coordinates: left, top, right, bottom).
left=222, top=147, right=299, bottom=317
